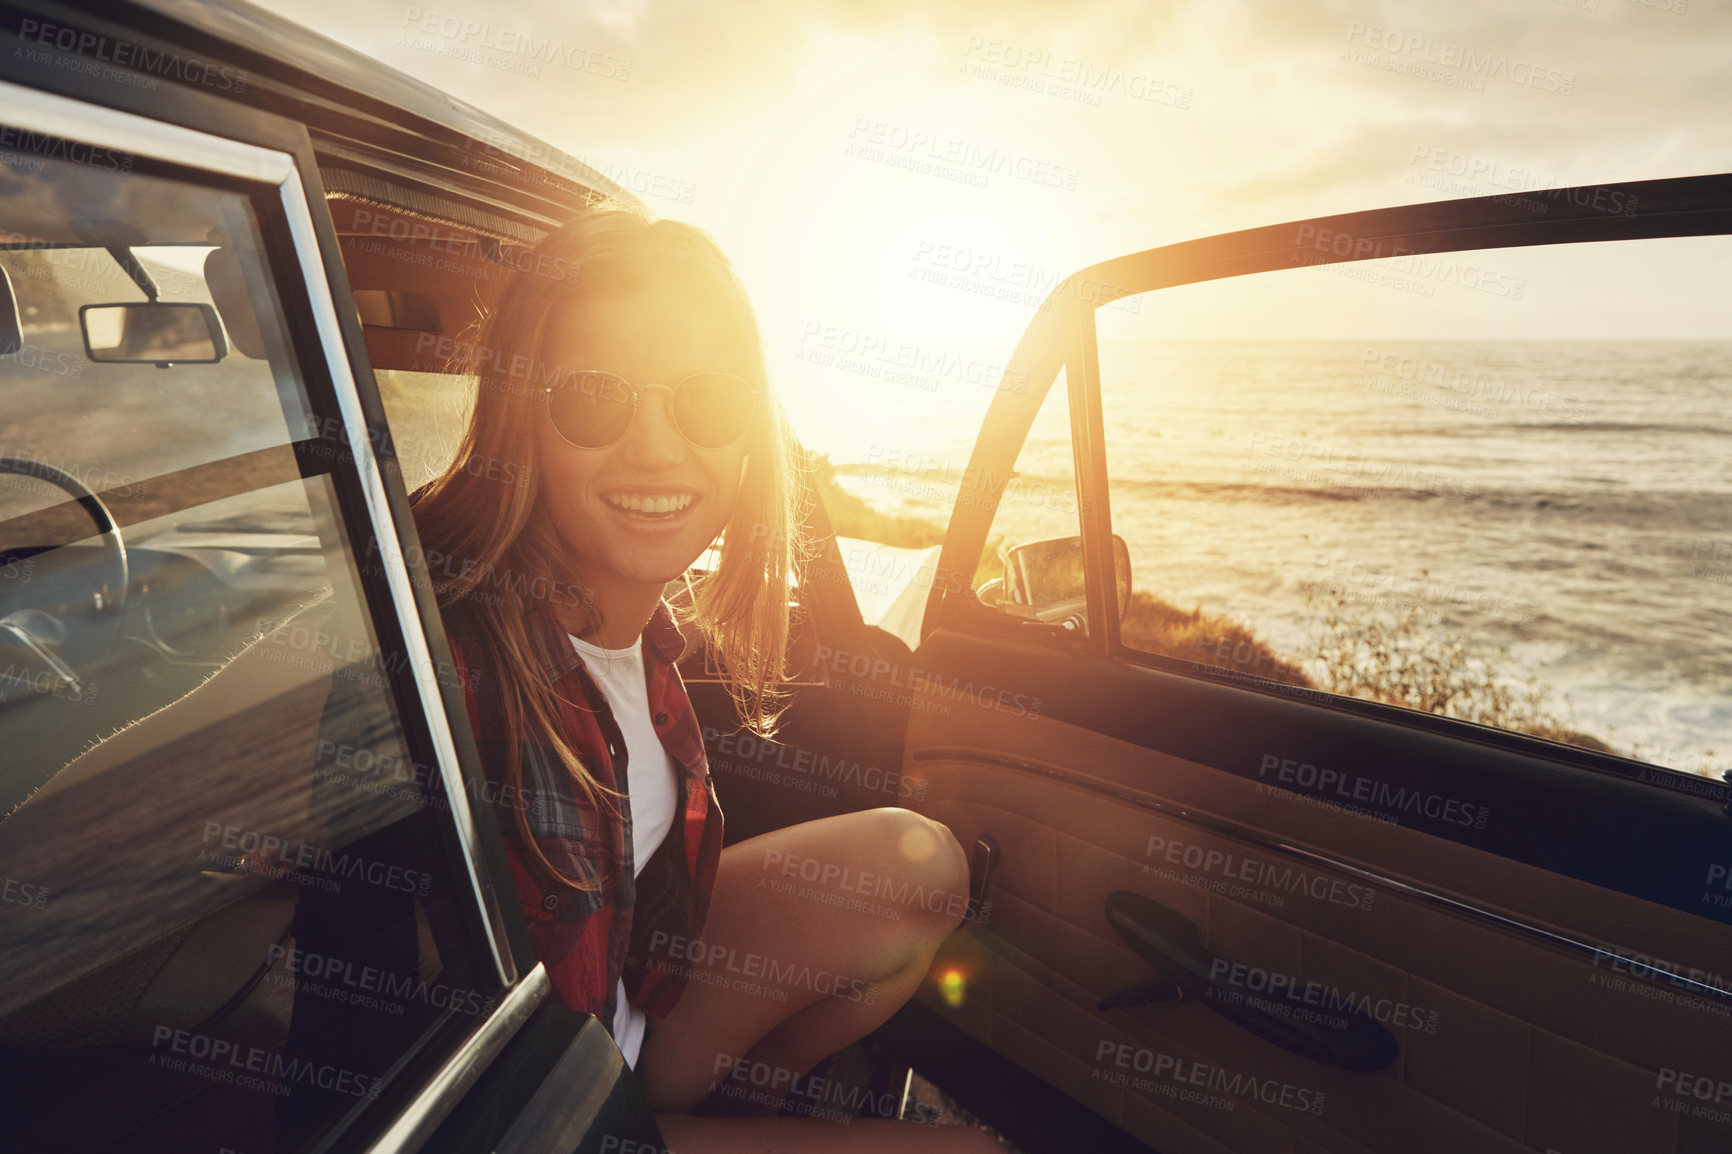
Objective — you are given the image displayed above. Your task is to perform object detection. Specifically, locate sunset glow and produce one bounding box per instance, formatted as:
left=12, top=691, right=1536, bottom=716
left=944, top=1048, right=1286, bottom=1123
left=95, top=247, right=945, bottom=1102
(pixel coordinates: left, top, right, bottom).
left=277, top=1, right=1732, bottom=460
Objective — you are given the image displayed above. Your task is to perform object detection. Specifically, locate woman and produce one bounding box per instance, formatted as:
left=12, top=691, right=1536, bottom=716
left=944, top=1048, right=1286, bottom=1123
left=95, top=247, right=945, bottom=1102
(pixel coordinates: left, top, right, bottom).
left=411, top=202, right=1001, bottom=1153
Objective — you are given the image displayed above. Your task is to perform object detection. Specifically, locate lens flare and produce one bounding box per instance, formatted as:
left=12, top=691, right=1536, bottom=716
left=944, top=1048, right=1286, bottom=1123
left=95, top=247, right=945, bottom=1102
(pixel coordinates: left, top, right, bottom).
left=938, top=967, right=967, bottom=1008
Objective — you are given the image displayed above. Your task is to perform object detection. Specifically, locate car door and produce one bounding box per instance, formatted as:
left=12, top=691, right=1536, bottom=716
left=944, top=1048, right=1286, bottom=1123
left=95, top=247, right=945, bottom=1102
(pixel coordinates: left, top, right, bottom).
left=0, top=18, right=673, bottom=1150
left=894, top=175, right=1732, bottom=1154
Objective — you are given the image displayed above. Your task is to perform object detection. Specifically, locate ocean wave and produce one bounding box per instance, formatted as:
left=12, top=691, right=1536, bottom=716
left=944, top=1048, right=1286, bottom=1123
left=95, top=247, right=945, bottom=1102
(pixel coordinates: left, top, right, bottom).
left=1419, top=421, right=1732, bottom=437
left=1107, top=475, right=1732, bottom=525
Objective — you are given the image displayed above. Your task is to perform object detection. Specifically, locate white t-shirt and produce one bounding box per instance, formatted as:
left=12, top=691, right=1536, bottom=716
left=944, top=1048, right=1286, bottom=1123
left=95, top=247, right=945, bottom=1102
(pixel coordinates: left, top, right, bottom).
left=569, top=632, right=682, bottom=1071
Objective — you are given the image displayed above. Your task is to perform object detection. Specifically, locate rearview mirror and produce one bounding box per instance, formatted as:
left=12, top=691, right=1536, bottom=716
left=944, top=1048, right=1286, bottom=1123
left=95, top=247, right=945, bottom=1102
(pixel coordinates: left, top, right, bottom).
left=80, top=302, right=227, bottom=364
left=1002, top=533, right=1132, bottom=623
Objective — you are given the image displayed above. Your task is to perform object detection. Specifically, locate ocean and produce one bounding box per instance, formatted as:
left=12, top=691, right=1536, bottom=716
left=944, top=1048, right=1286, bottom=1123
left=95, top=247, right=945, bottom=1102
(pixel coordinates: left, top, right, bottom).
left=833, top=339, right=1732, bottom=778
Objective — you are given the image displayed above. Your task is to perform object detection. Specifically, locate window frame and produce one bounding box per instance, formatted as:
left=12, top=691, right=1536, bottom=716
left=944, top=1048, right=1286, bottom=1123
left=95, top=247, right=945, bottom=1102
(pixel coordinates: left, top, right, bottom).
left=928, top=172, right=1732, bottom=787
left=0, top=70, right=537, bottom=1150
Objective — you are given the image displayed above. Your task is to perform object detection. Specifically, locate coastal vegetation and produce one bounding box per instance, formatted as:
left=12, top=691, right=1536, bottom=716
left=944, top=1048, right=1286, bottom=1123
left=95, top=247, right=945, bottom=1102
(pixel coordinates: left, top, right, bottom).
left=811, top=454, right=1608, bottom=751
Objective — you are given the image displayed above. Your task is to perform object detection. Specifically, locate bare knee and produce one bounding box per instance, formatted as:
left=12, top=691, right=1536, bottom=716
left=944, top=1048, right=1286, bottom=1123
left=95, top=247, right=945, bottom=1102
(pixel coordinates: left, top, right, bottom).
left=862, top=807, right=966, bottom=880
left=863, top=807, right=970, bottom=931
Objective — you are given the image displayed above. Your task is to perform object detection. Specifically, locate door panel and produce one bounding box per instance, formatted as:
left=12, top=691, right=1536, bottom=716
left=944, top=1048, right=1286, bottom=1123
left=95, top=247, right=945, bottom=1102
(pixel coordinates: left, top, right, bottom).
left=906, top=640, right=1731, bottom=1153
left=902, top=177, right=1732, bottom=1154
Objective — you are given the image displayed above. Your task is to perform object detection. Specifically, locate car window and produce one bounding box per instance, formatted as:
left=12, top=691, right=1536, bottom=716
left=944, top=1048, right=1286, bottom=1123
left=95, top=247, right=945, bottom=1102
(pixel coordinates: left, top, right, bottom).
left=374, top=367, right=474, bottom=493
left=968, top=367, right=1092, bottom=634
left=0, top=121, right=493, bottom=1151
left=1091, top=234, right=1732, bottom=779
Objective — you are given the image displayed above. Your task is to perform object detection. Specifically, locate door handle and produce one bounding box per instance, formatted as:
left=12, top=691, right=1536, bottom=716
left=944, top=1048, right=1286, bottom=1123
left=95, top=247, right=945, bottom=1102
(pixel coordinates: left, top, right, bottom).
left=1099, top=890, right=1399, bottom=1072
left=967, top=833, right=999, bottom=921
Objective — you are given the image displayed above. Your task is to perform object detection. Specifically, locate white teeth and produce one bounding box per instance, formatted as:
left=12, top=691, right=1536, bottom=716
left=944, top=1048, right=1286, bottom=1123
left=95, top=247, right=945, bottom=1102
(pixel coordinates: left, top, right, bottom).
left=604, top=492, right=694, bottom=515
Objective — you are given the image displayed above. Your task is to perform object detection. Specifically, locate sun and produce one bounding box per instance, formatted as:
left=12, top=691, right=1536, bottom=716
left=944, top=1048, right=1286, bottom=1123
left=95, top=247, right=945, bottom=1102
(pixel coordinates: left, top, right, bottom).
left=758, top=145, right=1066, bottom=460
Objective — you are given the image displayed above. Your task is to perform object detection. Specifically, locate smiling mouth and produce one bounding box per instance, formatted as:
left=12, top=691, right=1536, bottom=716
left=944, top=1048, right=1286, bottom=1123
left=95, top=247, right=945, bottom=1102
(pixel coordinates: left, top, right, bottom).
left=602, top=491, right=697, bottom=521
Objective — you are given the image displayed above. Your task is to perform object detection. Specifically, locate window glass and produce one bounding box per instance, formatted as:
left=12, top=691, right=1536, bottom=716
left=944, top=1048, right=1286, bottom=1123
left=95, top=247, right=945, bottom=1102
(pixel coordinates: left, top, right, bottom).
left=1094, top=235, right=1732, bottom=779
left=374, top=367, right=473, bottom=493
left=971, top=367, right=1090, bottom=634
left=0, top=140, right=489, bottom=1152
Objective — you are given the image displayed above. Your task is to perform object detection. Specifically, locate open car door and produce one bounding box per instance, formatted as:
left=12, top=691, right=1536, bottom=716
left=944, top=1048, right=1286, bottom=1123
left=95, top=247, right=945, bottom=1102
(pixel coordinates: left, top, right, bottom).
left=894, top=174, right=1732, bottom=1154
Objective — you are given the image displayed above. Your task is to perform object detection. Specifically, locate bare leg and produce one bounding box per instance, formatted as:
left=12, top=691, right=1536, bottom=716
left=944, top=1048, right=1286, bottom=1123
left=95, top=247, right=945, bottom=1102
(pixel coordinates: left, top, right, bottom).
left=636, top=807, right=973, bottom=1116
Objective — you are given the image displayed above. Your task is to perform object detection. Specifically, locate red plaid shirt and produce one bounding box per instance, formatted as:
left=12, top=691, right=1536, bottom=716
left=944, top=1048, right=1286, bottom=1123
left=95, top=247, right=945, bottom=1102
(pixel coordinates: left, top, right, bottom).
left=441, top=596, right=724, bottom=1029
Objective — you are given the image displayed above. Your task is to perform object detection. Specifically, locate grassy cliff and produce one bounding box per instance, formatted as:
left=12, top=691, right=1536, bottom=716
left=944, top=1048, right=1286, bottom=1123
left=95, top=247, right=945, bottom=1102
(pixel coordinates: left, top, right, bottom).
left=810, top=454, right=1611, bottom=751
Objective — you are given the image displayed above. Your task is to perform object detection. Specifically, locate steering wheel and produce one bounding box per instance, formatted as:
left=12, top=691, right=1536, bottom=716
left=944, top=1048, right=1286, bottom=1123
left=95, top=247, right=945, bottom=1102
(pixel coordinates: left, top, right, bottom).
left=0, top=457, right=130, bottom=698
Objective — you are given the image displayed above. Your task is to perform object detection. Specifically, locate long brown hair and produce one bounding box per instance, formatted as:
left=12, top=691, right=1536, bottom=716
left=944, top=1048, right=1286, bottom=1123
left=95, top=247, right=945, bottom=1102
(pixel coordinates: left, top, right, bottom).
left=411, top=199, right=808, bottom=889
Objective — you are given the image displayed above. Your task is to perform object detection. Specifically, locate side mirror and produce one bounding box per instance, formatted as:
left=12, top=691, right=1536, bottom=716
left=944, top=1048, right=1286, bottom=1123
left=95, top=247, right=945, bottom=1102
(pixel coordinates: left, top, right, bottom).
left=80, top=302, right=227, bottom=365
left=1001, top=533, right=1133, bottom=624
left=0, top=264, right=21, bottom=356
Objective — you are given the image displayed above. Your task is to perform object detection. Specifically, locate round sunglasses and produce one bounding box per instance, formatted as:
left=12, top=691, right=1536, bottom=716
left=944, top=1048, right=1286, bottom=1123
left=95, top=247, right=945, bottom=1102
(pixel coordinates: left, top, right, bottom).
left=541, top=369, right=760, bottom=449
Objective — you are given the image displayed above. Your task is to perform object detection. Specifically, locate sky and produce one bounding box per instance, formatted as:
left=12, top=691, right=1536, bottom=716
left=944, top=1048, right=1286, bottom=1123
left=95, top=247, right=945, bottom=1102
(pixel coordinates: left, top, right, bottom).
left=271, top=0, right=1732, bottom=459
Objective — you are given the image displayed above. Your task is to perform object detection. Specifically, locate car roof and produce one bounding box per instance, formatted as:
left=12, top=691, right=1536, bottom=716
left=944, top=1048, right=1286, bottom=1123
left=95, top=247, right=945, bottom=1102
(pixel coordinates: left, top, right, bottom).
left=89, top=0, right=636, bottom=220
